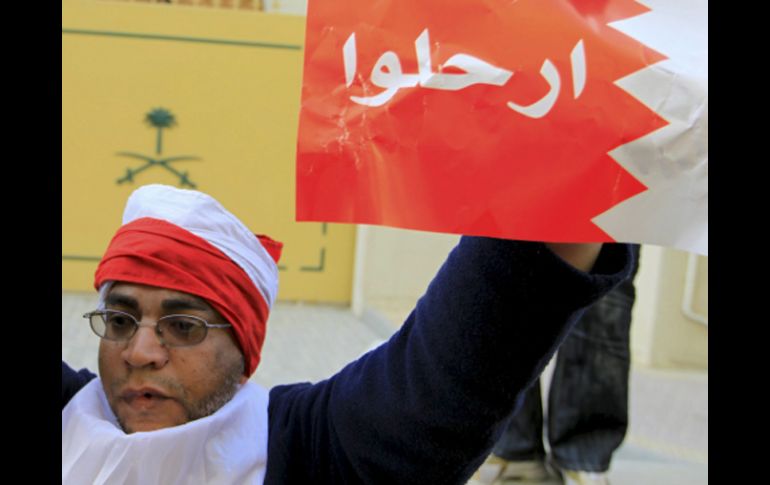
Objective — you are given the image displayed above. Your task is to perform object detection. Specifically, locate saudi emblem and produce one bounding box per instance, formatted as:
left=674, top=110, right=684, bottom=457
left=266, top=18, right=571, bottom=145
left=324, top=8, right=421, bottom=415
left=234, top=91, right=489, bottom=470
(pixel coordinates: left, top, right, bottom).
left=116, top=108, right=200, bottom=188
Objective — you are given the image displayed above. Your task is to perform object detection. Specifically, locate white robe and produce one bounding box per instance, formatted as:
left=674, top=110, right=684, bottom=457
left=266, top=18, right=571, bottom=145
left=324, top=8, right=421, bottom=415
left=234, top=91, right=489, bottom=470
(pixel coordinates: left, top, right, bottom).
left=62, top=378, right=270, bottom=484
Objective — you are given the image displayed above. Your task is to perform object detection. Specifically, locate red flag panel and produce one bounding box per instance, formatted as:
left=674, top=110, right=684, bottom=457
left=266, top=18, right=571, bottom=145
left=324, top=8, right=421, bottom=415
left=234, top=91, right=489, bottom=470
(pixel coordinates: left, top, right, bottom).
left=297, top=0, right=668, bottom=242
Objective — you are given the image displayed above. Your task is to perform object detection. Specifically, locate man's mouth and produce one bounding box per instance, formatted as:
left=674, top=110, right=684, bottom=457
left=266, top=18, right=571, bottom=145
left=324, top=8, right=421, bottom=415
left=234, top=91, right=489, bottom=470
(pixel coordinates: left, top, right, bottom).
left=121, top=387, right=171, bottom=407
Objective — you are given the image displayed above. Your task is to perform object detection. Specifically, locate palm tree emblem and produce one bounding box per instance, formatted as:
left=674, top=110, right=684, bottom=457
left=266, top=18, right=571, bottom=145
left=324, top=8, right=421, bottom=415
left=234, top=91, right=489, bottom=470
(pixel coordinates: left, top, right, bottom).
left=116, top=108, right=200, bottom=188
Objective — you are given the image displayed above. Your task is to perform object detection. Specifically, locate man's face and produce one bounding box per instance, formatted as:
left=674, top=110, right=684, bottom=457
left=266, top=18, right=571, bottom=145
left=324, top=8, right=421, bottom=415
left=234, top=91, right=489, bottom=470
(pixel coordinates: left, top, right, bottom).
left=98, top=283, right=247, bottom=434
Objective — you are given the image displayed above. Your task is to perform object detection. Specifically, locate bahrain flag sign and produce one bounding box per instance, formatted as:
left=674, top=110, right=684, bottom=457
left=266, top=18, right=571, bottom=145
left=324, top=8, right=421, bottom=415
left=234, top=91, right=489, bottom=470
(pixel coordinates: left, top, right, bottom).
left=296, top=0, right=708, bottom=255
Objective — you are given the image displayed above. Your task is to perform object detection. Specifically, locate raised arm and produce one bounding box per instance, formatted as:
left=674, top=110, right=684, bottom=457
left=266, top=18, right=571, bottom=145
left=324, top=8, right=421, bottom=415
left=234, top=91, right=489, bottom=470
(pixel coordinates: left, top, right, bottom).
left=265, top=237, right=633, bottom=484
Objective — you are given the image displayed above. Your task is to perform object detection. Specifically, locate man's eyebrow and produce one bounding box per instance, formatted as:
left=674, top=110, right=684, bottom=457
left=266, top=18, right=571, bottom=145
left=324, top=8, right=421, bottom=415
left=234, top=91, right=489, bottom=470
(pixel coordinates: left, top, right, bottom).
left=105, top=293, right=139, bottom=309
left=162, top=298, right=212, bottom=313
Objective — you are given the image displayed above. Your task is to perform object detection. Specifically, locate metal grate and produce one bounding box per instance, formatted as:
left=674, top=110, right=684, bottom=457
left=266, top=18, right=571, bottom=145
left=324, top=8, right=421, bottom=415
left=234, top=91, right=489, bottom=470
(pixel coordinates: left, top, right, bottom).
left=100, top=0, right=265, bottom=12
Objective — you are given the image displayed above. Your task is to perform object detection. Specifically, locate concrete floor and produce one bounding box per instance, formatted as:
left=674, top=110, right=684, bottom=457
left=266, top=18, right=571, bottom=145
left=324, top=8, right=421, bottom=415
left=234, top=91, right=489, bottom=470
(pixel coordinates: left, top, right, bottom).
left=63, top=292, right=707, bottom=484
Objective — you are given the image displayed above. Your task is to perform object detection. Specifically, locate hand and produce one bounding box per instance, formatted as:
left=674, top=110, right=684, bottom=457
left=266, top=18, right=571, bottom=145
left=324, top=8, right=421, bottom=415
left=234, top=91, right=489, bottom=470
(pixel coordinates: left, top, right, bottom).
left=544, top=242, right=603, bottom=272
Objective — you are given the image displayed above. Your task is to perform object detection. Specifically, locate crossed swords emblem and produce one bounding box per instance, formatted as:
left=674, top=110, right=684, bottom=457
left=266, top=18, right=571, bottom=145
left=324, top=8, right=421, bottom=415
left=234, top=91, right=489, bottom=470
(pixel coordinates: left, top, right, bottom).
left=116, top=108, right=199, bottom=188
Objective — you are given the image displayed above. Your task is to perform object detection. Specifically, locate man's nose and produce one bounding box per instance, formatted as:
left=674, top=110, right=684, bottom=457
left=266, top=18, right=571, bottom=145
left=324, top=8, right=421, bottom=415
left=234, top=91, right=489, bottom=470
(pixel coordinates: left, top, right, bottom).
left=122, top=323, right=169, bottom=369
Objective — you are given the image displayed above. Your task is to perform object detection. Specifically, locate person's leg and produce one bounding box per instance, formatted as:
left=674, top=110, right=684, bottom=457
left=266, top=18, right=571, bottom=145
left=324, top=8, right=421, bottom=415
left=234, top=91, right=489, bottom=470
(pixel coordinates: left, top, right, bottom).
left=474, top=381, right=558, bottom=483
left=492, top=380, right=546, bottom=461
left=546, top=245, right=639, bottom=474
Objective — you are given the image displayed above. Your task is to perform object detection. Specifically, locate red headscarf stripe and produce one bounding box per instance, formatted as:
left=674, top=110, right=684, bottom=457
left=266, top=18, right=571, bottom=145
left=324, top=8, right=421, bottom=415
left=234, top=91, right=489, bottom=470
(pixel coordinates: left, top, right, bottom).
left=120, top=185, right=281, bottom=308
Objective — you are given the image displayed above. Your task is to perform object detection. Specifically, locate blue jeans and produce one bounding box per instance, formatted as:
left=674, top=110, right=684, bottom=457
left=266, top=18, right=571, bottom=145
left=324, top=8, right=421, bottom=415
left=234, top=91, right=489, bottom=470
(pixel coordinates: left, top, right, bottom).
left=493, top=244, right=640, bottom=472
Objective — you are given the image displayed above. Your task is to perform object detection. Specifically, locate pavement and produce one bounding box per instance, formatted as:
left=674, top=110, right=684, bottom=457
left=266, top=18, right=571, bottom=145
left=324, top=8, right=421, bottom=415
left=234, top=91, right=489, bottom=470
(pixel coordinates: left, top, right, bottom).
left=62, top=291, right=707, bottom=484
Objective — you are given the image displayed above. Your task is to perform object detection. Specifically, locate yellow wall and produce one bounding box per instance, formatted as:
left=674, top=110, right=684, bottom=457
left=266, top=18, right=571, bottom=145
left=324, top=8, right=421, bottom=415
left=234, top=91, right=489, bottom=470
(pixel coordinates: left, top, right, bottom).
left=62, top=0, right=355, bottom=302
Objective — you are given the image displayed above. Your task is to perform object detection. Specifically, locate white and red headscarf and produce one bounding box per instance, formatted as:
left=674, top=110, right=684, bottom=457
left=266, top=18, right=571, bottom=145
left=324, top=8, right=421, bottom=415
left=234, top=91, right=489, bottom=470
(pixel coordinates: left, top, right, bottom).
left=94, top=184, right=282, bottom=376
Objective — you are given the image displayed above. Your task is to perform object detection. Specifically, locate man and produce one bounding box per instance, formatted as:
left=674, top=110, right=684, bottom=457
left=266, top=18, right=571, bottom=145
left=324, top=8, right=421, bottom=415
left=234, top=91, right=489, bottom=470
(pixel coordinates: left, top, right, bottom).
left=62, top=184, right=634, bottom=484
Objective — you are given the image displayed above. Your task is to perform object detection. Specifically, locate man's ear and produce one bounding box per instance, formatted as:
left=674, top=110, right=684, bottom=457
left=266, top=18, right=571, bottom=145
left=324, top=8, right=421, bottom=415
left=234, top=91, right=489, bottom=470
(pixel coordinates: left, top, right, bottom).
left=240, top=374, right=248, bottom=385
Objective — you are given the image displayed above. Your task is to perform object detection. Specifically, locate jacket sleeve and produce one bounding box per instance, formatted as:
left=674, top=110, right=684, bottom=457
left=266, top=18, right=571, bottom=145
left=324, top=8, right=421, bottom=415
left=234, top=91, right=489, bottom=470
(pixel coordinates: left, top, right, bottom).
left=265, top=237, right=634, bottom=484
left=62, top=361, right=97, bottom=410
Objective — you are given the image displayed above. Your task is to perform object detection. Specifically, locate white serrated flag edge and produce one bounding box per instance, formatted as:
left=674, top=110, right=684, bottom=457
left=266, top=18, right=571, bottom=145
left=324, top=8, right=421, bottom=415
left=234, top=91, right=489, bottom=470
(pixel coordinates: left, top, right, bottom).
left=591, top=0, right=708, bottom=255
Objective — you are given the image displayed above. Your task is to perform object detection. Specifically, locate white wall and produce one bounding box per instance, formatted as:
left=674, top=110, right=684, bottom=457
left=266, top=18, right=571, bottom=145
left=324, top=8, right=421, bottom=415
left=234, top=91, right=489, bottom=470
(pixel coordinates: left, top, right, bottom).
left=631, top=246, right=708, bottom=369
left=353, top=226, right=460, bottom=328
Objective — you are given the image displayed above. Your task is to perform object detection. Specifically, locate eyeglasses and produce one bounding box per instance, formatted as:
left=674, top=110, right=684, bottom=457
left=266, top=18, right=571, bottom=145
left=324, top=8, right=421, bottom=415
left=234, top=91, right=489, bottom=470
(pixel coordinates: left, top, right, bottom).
left=84, top=309, right=232, bottom=347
